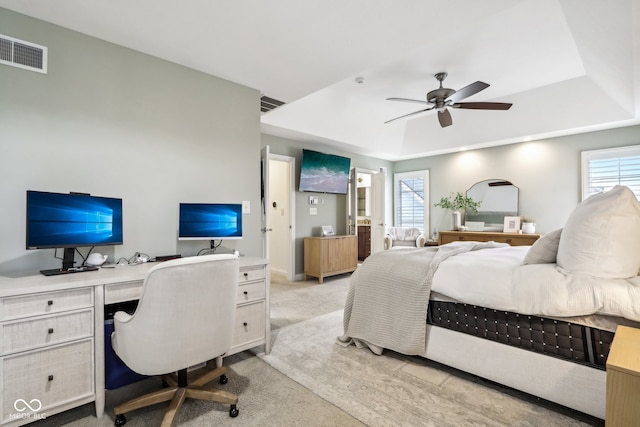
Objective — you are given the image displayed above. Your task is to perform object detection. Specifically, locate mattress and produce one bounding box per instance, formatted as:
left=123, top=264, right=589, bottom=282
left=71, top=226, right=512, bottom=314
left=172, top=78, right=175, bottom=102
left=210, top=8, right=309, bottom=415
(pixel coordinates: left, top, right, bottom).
left=427, top=300, right=615, bottom=369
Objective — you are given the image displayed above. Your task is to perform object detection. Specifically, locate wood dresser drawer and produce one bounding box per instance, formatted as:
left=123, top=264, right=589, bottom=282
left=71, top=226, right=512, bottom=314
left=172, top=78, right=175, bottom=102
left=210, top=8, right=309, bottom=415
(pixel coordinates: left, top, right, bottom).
left=1, top=339, right=94, bottom=423
left=237, top=281, right=265, bottom=303
left=438, top=231, right=540, bottom=247
left=1, top=309, right=93, bottom=355
left=1, top=289, right=93, bottom=321
left=231, top=301, right=266, bottom=351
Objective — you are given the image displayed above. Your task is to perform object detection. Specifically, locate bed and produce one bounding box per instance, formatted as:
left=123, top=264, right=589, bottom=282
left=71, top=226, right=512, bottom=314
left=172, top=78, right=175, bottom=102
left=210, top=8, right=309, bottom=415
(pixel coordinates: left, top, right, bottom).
left=339, top=185, right=640, bottom=420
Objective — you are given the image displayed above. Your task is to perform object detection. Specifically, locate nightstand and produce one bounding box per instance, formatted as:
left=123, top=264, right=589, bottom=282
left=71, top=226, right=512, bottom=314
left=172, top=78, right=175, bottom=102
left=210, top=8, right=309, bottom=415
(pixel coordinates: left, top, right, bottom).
left=606, top=325, right=640, bottom=425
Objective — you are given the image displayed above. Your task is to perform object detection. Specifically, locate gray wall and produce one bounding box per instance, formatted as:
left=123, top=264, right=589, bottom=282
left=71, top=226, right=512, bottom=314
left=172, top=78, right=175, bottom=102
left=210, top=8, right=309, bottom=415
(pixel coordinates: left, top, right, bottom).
left=262, top=134, right=393, bottom=275
left=0, top=9, right=261, bottom=276
left=395, top=125, right=640, bottom=234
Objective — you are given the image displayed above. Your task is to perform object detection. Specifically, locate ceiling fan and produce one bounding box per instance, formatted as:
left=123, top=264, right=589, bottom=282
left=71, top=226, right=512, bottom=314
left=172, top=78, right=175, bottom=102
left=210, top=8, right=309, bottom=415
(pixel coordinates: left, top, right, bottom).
left=385, top=72, right=512, bottom=128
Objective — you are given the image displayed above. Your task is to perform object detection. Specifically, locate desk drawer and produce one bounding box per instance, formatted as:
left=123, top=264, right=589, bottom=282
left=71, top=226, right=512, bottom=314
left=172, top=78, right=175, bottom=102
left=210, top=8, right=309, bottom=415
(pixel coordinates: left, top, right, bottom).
left=239, top=267, right=265, bottom=283
left=1, top=339, right=94, bottom=423
left=232, top=301, right=265, bottom=349
left=0, top=288, right=93, bottom=321
left=104, top=281, right=144, bottom=305
left=1, top=309, right=93, bottom=355
left=237, top=281, right=265, bottom=303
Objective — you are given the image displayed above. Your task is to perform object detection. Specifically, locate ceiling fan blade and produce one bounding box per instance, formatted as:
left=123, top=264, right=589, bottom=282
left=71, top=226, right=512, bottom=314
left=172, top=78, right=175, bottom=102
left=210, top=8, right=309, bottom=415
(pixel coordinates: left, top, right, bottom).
left=384, top=106, right=434, bottom=124
left=446, top=81, right=489, bottom=103
left=451, top=102, right=512, bottom=110
left=438, top=109, right=452, bottom=128
left=386, top=97, right=429, bottom=105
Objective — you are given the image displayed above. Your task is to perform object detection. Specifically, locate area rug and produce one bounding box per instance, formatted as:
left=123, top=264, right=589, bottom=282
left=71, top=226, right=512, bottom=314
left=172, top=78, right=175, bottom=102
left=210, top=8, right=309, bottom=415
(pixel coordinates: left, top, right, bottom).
left=259, top=310, right=598, bottom=427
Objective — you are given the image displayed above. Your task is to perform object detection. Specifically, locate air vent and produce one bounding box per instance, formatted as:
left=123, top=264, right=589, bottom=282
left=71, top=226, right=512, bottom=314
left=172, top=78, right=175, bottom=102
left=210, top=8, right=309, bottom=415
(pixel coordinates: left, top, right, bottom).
left=261, top=95, right=285, bottom=113
left=0, top=34, right=48, bottom=74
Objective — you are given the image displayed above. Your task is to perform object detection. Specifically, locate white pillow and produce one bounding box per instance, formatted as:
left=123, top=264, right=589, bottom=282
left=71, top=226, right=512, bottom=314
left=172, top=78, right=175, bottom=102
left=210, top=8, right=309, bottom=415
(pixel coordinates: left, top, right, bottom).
left=557, top=185, right=640, bottom=278
left=523, top=228, right=562, bottom=265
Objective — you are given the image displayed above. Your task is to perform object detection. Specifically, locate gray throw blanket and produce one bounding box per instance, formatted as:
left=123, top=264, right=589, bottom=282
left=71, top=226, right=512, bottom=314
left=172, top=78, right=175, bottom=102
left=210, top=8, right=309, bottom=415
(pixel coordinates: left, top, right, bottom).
left=338, top=241, right=507, bottom=355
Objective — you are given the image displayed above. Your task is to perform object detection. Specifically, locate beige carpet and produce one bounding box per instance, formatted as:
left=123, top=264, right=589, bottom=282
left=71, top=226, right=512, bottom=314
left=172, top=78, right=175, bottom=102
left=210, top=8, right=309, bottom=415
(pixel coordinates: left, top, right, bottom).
left=260, top=309, right=603, bottom=427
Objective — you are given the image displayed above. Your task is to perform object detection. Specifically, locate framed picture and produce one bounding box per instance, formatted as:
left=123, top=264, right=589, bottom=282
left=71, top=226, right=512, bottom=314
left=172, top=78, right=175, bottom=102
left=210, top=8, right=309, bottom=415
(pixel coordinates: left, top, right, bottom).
left=503, top=216, right=521, bottom=233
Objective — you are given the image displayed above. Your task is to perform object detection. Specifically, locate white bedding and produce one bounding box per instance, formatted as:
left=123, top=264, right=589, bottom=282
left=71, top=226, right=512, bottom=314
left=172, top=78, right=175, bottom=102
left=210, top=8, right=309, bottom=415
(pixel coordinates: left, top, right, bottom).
left=432, top=245, right=640, bottom=322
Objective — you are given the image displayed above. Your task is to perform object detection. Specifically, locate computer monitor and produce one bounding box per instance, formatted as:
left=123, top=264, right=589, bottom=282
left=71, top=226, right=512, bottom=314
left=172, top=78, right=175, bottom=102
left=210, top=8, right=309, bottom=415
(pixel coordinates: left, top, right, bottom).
left=26, top=190, right=123, bottom=272
left=178, top=203, right=243, bottom=241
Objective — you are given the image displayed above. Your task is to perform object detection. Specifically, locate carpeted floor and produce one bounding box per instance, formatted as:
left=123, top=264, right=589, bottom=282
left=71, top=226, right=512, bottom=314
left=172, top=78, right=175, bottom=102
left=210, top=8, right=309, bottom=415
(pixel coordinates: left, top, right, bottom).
left=260, top=310, right=603, bottom=427
left=33, top=271, right=604, bottom=426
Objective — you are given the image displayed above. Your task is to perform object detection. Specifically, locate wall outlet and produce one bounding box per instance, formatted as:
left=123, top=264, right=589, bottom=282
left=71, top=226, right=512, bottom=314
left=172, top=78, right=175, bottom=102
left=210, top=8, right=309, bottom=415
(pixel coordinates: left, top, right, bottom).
left=310, top=207, right=318, bottom=215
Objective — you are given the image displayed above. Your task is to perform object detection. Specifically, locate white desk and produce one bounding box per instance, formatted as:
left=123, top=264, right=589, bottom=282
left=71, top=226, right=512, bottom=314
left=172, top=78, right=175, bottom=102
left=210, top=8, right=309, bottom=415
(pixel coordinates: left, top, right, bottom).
left=0, top=257, right=269, bottom=426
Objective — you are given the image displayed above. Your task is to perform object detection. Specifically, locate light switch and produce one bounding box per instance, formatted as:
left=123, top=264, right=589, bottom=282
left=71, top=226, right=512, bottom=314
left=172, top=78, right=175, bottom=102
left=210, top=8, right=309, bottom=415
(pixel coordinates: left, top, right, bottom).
left=242, top=201, right=250, bottom=214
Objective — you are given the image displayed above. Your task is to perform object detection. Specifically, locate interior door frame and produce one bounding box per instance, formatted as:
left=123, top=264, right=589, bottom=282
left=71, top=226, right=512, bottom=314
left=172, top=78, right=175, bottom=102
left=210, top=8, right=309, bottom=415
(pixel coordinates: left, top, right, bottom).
left=269, top=153, right=296, bottom=281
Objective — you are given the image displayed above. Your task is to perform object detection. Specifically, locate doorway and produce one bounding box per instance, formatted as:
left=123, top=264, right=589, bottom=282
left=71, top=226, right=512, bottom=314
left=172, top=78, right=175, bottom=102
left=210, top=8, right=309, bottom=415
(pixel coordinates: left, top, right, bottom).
left=348, top=168, right=386, bottom=261
left=268, top=154, right=295, bottom=281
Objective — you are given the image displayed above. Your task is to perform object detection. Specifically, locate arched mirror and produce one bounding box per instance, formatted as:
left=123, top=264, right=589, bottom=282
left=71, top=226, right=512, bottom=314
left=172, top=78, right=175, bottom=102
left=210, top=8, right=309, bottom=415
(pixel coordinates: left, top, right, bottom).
left=465, top=179, right=518, bottom=231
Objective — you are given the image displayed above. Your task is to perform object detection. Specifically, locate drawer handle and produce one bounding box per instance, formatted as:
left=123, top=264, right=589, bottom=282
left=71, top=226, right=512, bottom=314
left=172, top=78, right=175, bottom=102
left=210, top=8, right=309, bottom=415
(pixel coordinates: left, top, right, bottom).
left=48, top=328, right=54, bottom=334
left=243, top=291, right=248, bottom=295
left=48, top=375, right=54, bottom=381
left=47, top=300, right=54, bottom=306
left=506, top=239, right=513, bottom=243
left=243, top=322, right=248, bottom=327
left=243, top=272, right=248, bottom=278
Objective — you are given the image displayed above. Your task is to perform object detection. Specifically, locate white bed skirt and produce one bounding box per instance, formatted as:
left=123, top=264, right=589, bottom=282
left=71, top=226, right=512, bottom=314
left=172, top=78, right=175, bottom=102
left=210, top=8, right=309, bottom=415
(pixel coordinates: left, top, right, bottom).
left=422, top=324, right=606, bottom=419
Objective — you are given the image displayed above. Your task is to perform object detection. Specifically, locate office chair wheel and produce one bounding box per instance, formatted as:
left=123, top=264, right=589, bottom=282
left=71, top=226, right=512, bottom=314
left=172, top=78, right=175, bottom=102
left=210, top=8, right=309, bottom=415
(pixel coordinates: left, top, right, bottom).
left=114, top=414, right=127, bottom=426
left=219, top=374, right=228, bottom=384
left=229, top=405, right=239, bottom=417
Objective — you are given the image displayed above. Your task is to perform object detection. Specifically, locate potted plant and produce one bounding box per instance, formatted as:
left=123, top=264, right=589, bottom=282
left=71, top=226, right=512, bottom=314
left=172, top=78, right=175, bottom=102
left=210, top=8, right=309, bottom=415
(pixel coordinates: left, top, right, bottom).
left=521, top=216, right=536, bottom=234
left=434, top=192, right=481, bottom=230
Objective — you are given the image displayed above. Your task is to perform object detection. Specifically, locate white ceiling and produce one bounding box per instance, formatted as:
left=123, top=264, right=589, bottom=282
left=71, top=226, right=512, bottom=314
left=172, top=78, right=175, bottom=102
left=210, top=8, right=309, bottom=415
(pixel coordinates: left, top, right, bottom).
left=1, top=0, right=639, bottom=160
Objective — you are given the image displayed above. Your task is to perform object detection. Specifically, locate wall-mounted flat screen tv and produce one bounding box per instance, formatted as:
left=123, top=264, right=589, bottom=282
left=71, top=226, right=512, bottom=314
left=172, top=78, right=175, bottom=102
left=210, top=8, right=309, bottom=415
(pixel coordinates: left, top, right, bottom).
left=299, top=149, right=351, bottom=194
left=178, top=203, right=243, bottom=240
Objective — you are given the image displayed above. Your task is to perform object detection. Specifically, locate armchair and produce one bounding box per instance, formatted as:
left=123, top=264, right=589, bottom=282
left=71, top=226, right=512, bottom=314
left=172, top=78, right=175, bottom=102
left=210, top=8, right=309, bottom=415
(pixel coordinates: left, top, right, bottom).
left=384, top=227, right=426, bottom=249
left=111, top=254, right=240, bottom=426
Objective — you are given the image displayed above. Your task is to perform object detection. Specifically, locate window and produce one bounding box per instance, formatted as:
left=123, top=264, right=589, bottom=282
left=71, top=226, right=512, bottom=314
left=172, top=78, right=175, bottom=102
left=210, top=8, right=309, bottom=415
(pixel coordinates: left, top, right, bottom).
left=394, top=170, right=429, bottom=233
left=582, top=145, right=640, bottom=200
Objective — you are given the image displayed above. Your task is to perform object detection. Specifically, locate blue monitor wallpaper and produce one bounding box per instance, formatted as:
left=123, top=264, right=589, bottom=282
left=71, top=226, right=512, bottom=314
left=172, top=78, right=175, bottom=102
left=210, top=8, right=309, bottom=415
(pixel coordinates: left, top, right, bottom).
left=179, top=203, right=243, bottom=239
left=27, top=191, right=123, bottom=248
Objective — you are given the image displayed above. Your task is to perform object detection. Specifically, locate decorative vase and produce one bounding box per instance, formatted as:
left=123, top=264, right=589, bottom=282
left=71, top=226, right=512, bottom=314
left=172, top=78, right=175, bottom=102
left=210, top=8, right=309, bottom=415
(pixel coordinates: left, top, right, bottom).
left=522, top=222, right=536, bottom=234
left=451, top=211, right=461, bottom=231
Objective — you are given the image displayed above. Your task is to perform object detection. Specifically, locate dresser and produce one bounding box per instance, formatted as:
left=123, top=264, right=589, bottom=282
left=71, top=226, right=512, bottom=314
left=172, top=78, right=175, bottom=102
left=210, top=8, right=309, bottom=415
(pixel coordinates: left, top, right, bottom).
left=304, top=235, right=358, bottom=284
left=0, top=256, right=269, bottom=426
left=438, top=230, right=540, bottom=246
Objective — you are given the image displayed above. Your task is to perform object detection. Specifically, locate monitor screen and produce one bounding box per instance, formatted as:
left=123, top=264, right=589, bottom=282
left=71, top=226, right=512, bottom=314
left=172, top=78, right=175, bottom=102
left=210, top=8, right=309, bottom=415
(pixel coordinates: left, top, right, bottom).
left=26, top=191, right=124, bottom=249
left=178, top=203, right=243, bottom=240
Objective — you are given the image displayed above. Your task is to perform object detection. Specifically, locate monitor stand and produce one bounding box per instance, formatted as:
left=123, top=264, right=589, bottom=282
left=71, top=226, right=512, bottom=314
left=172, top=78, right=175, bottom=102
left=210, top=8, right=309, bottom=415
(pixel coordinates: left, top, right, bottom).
left=39, top=247, right=99, bottom=276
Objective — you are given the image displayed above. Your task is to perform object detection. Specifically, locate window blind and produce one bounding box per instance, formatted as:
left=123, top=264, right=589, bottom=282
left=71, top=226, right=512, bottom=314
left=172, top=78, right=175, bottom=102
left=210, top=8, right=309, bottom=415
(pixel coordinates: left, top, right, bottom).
left=582, top=146, right=640, bottom=200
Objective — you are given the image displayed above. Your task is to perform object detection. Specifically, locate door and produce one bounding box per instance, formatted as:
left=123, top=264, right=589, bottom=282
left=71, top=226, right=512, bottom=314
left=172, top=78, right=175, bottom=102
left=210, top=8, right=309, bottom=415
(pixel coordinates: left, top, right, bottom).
left=347, top=168, right=357, bottom=236
left=268, top=154, right=296, bottom=281
left=260, top=146, right=271, bottom=259
left=370, top=171, right=386, bottom=254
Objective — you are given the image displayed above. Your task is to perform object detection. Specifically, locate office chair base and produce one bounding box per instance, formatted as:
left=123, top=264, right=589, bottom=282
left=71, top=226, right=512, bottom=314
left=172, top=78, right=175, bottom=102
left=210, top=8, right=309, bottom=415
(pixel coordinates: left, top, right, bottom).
left=113, top=367, right=239, bottom=426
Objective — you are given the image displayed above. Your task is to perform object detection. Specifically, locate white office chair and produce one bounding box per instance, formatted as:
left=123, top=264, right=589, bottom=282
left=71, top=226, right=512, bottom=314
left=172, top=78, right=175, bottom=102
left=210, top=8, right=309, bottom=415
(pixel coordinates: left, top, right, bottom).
left=111, top=254, right=240, bottom=427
